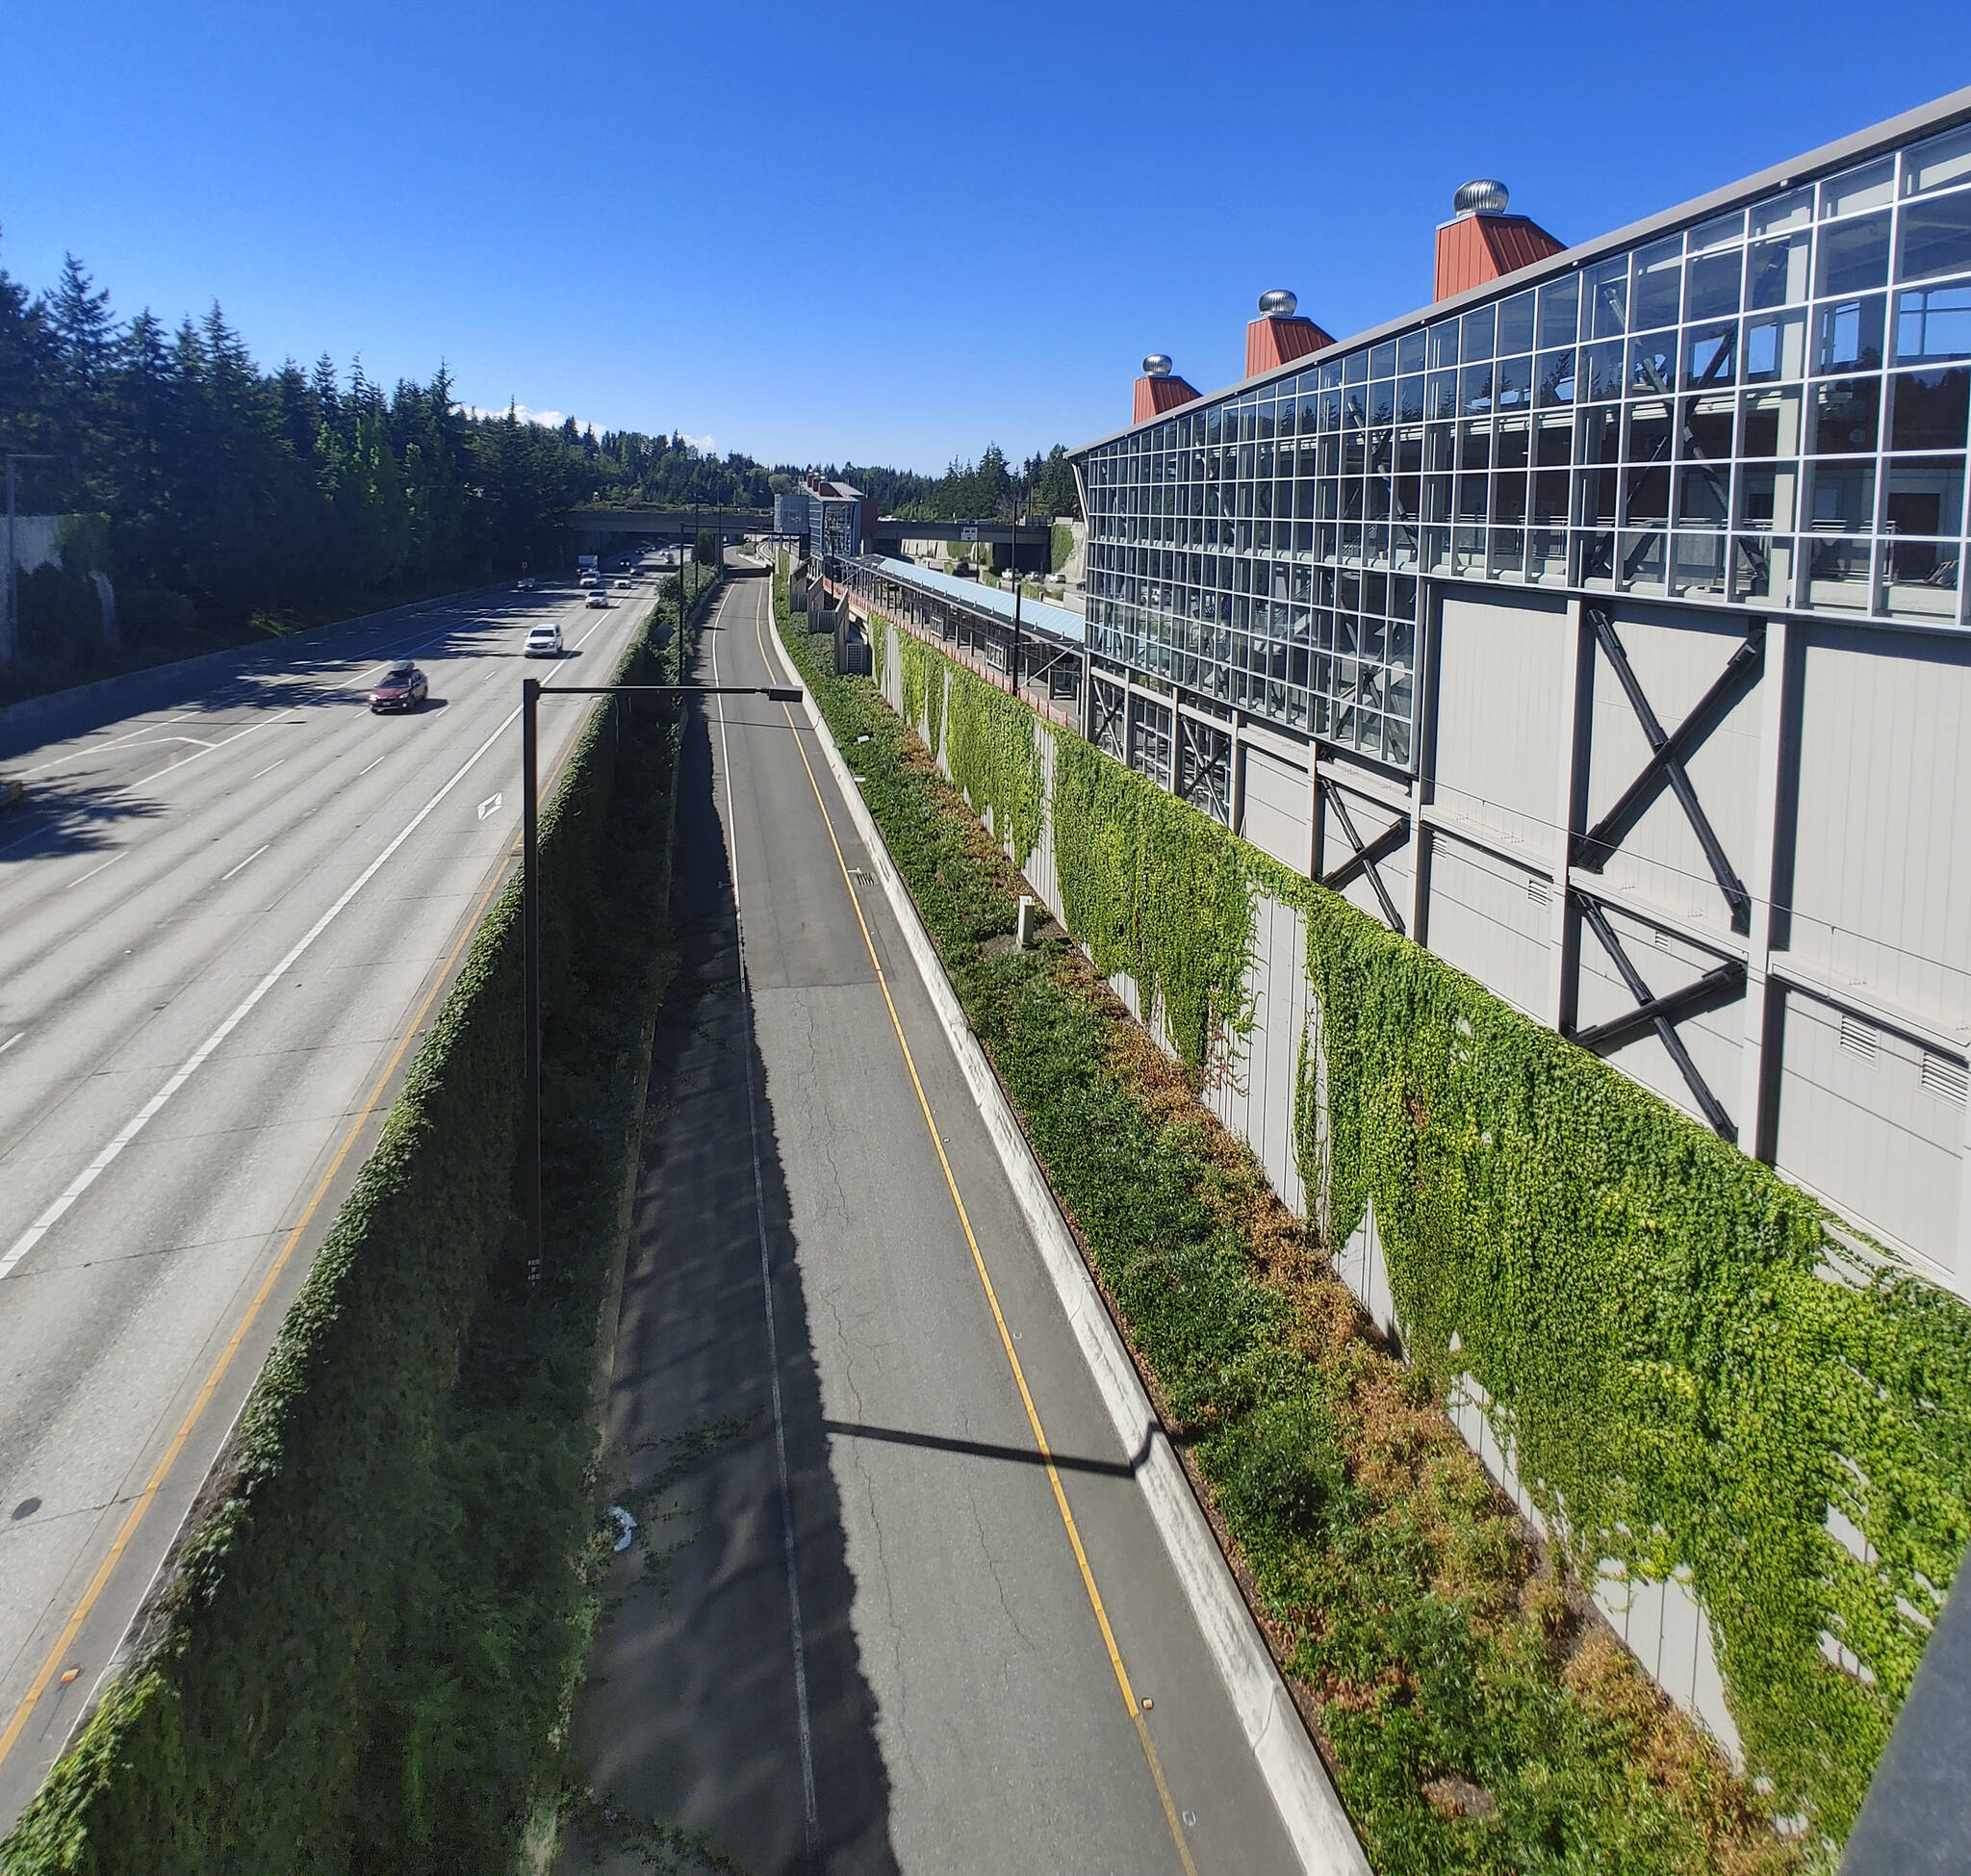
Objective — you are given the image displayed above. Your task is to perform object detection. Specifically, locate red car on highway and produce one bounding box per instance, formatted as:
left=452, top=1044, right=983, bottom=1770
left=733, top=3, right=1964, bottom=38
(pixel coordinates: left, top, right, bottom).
left=369, top=663, right=429, bottom=712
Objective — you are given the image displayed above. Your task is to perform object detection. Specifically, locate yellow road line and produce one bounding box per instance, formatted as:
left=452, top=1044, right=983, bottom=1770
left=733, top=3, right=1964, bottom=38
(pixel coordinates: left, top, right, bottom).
left=0, top=830, right=522, bottom=1780
left=748, top=582, right=1199, bottom=1876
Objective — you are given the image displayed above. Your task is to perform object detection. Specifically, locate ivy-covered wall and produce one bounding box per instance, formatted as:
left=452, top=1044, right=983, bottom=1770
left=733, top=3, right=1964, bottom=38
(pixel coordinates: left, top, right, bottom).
left=860, top=600, right=1971, bottom=1840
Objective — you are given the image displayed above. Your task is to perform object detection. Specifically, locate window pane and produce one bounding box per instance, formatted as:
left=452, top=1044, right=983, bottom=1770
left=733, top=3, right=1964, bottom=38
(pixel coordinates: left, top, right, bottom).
left=1749, top=232, right=1811, bottom=308
left=1883, top=454, right=1967, bottom=541
left=1583, top=338, right=1626, bottom=400
left=1462, top=305, right=1497, bottom=359
left=1497, top=290, right=1536, bottom=355
left=1538, top=275, right=1579, bottom=348
left=1685, top=322, right=1738, bottom=389
left=1907, top=123, right=1971, bottom=196
left=1397, top=374, right=1425, bottom=423
left=1889, top=367, right=1970, bottom=451
left=1686, top=247, right=1743, bottom=320
left=1369, top=340, right=1397, bottom=379
left=1811, top=378, right=1881, bottom=454
left=1900, top=193, right=1971, bottom=283
left=1813, top=295, right=1886, bottom=373
left=1585, top=258, right=1627, bottom=337
left=1496, top=353, right=1533, bottom=410
left=1692, top=209, right=1747, bottom=250
left=1537, top=347, right=1577, bottom=405
left=1427, top=322, right=1457, bottom=370
left=1751, top=186, right=1813, bottom=236
left=1818, top=212, right=1892, bottom=295
left=1633, top=236, right=1685, bottom=329
left=1745, top=310, right=1806, bottom=381
left=1821, top=158, right=1895, bottom=218
left=1397, top=330, right=1426, bottom=374
left=1805, top=461, right=1868, bottom=527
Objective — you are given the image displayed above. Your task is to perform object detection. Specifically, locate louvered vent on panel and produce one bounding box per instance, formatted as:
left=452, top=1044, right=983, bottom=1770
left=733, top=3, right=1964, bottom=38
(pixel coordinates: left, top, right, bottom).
left=1839, top=1013, right=1880, bottom=1063
left=1921, top=1052, right=1968, bottom=1104
left=1526, top=876, right=1549, bottom=907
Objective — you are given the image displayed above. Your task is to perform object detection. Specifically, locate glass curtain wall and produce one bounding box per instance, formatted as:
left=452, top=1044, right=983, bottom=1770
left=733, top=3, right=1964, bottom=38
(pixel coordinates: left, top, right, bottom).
left=1081, top=116, right=1971, bottom=771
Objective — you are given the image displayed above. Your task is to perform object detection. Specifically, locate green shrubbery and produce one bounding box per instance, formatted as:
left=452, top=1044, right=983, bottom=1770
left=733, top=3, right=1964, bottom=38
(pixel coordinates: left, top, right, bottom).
left=780, top=570, right=1971, bottom=1868
left=2, top=575, right=718, bottom=1875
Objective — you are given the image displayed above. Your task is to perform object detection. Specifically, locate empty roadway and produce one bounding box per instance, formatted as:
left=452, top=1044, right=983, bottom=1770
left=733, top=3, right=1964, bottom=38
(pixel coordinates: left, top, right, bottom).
left=563, top=571, right=1299, bottom=1873
left=0, top=571, right=653, bottom=1830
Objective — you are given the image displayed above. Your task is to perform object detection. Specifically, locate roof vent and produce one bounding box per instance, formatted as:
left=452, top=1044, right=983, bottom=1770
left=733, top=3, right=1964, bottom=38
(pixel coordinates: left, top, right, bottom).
left=1453, top=178, right=1511, bottom=218
left=1141, top=353, right=1172, bottom=377
left=1257, top=289, right=1297, bottom=318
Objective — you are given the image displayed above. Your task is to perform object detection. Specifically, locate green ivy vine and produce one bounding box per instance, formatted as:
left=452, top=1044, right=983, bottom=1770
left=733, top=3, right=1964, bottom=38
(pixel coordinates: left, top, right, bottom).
left=1046, top=731, right=1254, bottom=1082
left=1262, top=872, right=1971, bottom=1833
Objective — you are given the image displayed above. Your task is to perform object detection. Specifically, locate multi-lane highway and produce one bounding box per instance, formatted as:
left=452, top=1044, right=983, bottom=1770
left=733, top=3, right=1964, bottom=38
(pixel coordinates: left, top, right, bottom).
left=0, top=573, right=652, bottom=1829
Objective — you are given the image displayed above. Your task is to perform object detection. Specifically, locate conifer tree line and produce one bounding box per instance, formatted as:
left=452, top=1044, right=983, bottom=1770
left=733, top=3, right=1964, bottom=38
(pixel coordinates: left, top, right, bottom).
left=0, top=243, right=1082, bottom=682
left=825, top=441, right=1082, bottom=524
left=0, top=246, right=781, bottom=654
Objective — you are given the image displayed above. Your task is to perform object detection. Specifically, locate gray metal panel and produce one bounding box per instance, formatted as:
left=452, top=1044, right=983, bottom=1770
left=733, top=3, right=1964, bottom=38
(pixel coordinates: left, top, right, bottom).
left=1424, top=834, right=1553, bottom=1020
left=1786, top=626, right=1971, bottom=1035
left=1774, top=989, right=1965, bottom=1271
left=1433, top=590, right=1567, bottom=864
left=1241, top=743, right=1310, bottom=871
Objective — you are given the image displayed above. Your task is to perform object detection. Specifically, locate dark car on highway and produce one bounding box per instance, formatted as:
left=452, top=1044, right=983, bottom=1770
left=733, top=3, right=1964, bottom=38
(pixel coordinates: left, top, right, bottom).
left=369, top=663, right=428, bottom=712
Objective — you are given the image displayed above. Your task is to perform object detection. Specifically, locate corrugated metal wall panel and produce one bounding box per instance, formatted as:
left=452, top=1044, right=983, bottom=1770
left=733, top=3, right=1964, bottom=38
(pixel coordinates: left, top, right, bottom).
left=1433, top=590, right=1566, bottom=862
left=1786, top=626, right=1971, bottom=1034
left=1241, top=742, right=1310, bottom=870
left=1775, top=989, right=1964, bottom=1266
left=1426, top=835, right=1553, bottom=1019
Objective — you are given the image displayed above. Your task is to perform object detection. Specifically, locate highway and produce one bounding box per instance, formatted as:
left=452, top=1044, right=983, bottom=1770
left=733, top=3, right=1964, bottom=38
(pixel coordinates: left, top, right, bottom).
left=0, top=570, right=654, bottom=1830
left=565, top=570, right=1299, bottom=1873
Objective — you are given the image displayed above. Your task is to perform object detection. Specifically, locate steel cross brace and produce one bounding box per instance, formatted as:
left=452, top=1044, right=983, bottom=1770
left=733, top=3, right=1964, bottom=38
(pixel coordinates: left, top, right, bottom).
left=1322, top=787, right=1409, bottom=935
left=1572, top=895, right=1741, bottom=1140
left=1576, top=607, right=1758, bottom=931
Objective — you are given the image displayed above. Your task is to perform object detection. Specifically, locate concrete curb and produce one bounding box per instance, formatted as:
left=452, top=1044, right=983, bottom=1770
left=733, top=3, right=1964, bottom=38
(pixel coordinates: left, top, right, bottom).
left=759, top=606, right=1370, bottom=1876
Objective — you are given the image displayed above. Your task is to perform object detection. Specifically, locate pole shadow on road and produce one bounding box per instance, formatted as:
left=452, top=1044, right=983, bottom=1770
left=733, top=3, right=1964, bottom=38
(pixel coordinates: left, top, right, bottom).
left=561, top=692, right=898, bottom=1876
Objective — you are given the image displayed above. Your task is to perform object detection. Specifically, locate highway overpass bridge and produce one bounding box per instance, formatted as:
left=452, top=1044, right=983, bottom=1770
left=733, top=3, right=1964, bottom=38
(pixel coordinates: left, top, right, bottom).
left=563, top=507, right=771, bottom=554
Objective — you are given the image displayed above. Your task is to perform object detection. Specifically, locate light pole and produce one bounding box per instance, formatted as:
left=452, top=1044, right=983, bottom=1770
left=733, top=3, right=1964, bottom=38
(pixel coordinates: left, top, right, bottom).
left=520, top=674, right=799, bottom=1285
left=1008, top=473, right=1028, bottom=702
left=6, top=452, right=54, bottom=683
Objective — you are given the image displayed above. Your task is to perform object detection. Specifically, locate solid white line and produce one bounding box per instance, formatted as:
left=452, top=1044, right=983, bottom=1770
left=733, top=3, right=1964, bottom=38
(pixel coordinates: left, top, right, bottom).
left=709, top=584, right=821, bottom=1855
left=248, top=759, right=285, bottom=782
left=220, top=843, right=269, bottom=882
left=0, top=1033, right=23, bottom=1056
left=64, top=853, right=127, bottom=890
left=357, top=757, right=385, bottom=778
left=0, top=699, right=524, bottom=1283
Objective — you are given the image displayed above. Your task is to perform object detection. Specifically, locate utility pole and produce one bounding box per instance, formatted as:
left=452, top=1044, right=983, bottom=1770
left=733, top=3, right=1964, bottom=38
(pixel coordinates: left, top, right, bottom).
left=5, top=453, right=54, bottom=683
left=1009, top=473, right=1025, bottom=702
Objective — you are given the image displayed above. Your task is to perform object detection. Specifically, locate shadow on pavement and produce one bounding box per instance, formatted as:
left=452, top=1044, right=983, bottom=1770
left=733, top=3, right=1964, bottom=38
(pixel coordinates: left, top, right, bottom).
left=562, top=693, right=898, bottom=1876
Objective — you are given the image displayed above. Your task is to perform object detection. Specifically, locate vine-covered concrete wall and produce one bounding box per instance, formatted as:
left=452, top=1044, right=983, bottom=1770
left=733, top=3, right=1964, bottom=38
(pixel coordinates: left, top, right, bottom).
left=865, top=600, right=1971, bottom=1836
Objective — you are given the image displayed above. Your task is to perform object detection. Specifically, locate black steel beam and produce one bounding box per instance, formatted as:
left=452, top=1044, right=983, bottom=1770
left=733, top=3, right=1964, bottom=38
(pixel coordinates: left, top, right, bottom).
left=1582, top=607, right=1754, bottom=930
left=1325, top=789, right=1408, bottom=935
left=1574, top=626, right=1764, bottom=876
left=1573, top=896, right=1738, bottom=1141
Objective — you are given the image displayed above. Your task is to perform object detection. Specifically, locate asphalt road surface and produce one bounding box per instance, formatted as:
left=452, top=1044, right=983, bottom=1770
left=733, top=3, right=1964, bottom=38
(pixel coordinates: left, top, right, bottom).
left=564, top=571, right=1299, bottom=1873
left=0, top=570, right=654, bottom=1831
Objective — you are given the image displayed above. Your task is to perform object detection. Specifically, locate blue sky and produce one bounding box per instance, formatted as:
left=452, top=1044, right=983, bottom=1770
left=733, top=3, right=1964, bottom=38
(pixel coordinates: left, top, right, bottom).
left=8, top=1, right=1969, bottom=473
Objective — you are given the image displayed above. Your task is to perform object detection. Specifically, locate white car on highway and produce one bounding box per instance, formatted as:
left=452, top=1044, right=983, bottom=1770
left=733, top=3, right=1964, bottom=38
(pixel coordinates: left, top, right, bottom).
left=585, top=590, right=609, bottom=608
left=525, top=624, right=563, bottom=657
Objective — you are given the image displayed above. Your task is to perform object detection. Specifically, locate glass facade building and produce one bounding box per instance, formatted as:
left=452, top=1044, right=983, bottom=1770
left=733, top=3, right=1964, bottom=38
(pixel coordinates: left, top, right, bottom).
left=1075, top=115, right=1971, bottom=775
